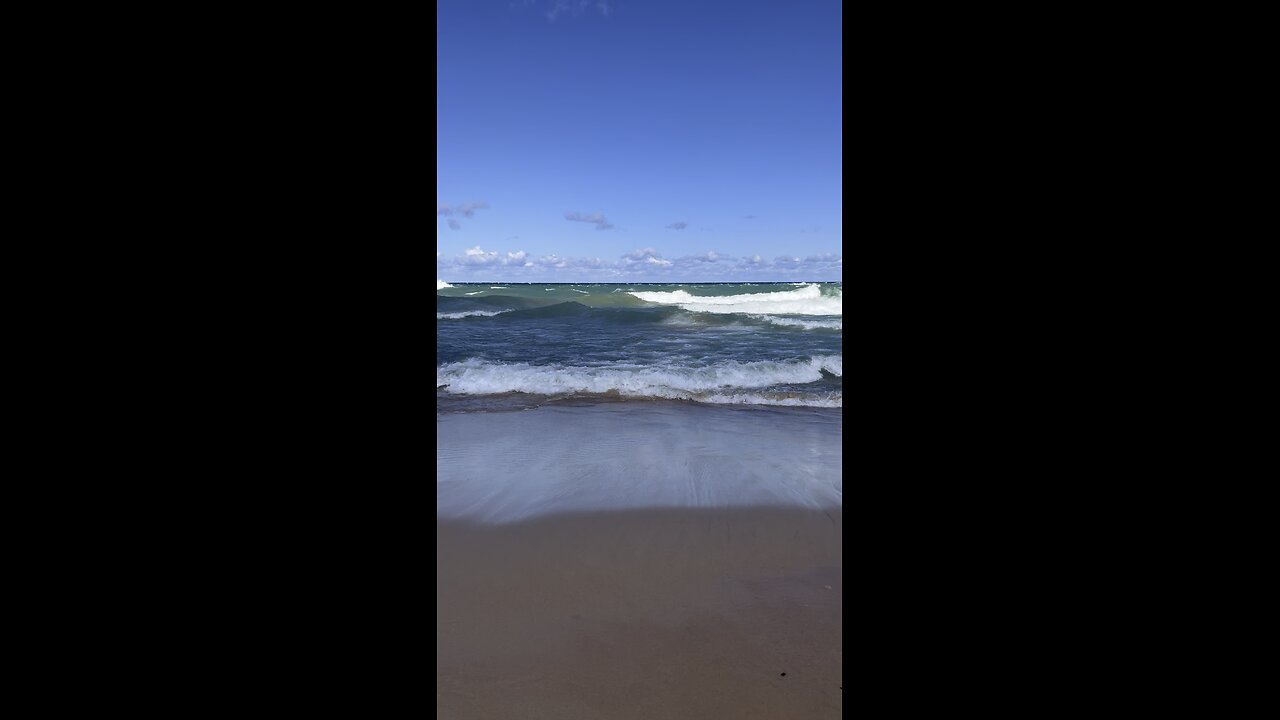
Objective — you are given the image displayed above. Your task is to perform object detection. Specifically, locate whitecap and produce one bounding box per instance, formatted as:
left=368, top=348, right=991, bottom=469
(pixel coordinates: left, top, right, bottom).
left=629, top=284, right=841, bottom=316
left=750, top=315, right=843, bottom=330
left=435, top=356, right=842, bottom=407
left=436, top=310, right=512, bottom=320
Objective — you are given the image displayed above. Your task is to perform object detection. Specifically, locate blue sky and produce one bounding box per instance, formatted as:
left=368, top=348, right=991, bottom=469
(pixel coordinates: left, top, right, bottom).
left=437, top=0, right=841, bottom=282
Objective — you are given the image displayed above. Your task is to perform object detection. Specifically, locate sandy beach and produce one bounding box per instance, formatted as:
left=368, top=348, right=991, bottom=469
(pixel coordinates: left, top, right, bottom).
left=437, top=404, right=842, bottom=718
left=437, top=0, right=844, bottom=706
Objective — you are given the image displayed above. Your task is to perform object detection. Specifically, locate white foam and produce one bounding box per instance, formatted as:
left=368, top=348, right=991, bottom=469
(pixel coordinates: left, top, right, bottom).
left=465, top=291, right=483, bottom=295
left=437, top=280, right=453, bottom=290
left=436, top=356, right=842, bottom=406
left=699, top=393, right=842, bottom=408
left=436, top=310, right=512, bottom=320
left=570, top=289, right=589, bottom=294
left=489, top=286, right=508, bottom=289
left=750, top=315, right=843, bottom=330
left=629, top=284, right=841, bottom=316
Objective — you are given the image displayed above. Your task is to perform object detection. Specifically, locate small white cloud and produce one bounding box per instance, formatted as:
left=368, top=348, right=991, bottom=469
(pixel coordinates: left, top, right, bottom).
left=624, top=247, right=661, bottom=261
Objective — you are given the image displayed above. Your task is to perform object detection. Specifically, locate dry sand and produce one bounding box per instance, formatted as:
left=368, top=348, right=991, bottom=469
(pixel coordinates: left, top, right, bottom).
left=437, top=506, right=842, bottom=719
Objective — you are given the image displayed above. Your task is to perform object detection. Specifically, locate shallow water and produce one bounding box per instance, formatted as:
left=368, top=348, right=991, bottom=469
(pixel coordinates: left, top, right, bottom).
left=436, top=403, right=842, bottom=523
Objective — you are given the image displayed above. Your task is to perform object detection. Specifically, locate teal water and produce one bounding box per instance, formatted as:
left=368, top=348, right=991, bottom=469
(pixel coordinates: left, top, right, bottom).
left=437, top=282, right=842, bottom=412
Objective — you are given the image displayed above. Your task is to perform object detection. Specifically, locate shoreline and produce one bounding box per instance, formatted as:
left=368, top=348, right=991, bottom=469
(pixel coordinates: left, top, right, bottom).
left=438, top=403, right=841, bottom=523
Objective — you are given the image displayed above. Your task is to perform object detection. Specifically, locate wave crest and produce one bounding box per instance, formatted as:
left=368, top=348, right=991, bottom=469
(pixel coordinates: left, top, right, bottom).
left=436, top=356, right=842, bottom=407
left=629, top=284, right=841, bottom=316
left=749, top=315, right=842, bottom=330
left=437, top=310, right=513, bottom=320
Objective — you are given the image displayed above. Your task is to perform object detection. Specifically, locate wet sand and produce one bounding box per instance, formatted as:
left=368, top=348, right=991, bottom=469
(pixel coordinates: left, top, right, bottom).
left=437, top=405, right=842, bottom=718
left=437, top=403, right=842, bottom=523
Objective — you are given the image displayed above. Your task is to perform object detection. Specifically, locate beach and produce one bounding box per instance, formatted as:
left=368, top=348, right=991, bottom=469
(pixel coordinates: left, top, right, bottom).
left=437, top=403, right=842, bottom=718
left=437, top=0, right=844, bottom=705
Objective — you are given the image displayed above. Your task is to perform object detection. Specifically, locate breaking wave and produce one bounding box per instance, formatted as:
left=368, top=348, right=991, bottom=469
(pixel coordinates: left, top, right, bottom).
left=629, top=284, right=841, bottom=316
left=436, top=356, right=842, bottom=407
left=437, top=310, right=513, bottom=320
left=749, top=315, right=843, bottom=330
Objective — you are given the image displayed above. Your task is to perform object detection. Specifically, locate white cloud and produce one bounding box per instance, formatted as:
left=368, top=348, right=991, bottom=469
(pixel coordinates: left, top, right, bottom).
left=437, top=246, right=840, bottom=281
left=682, top=251, right=723, bottom=263
left=624, top=247, right=662, bottom=261
left=452, top=246, right=538, bottom=267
